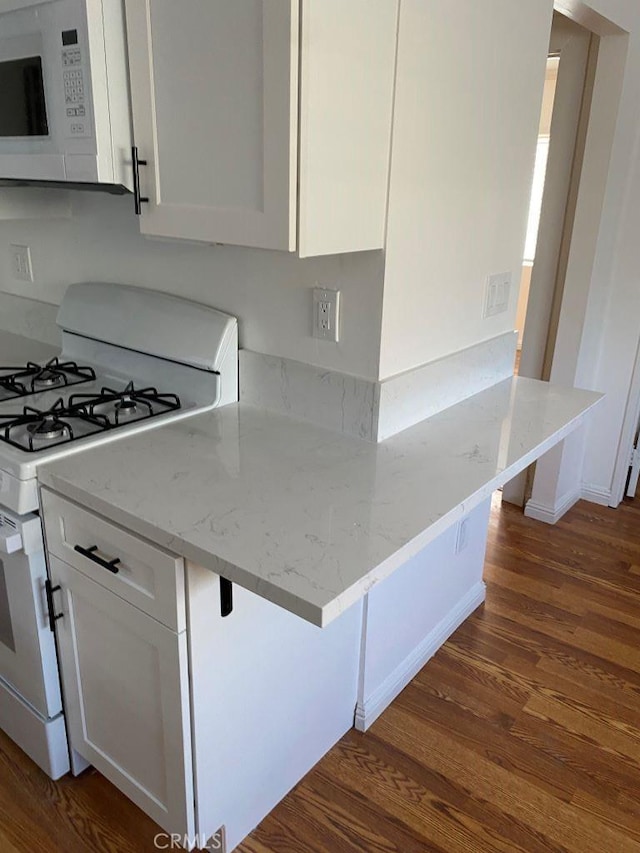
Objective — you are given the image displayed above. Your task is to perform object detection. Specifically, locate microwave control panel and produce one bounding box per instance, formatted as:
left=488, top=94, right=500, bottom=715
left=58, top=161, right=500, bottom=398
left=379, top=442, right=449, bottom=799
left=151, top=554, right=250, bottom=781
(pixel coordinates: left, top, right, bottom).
left=60, top=28, right=90, bottom=138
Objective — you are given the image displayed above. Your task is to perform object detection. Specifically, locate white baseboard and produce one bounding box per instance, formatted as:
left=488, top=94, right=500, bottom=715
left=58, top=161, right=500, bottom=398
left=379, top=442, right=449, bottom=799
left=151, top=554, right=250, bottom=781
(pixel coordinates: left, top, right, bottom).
left=524, top=488, right=581, bottom=524
left=525, top=483, right=615, bottom=521
left=354, top=581, right=486, bottom=732
left=580, top=484, right=613, bottom=507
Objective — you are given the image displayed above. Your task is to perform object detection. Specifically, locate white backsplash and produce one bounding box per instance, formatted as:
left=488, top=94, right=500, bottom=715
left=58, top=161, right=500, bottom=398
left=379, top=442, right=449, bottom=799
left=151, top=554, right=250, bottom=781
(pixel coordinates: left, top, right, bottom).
left=0, top=291, right=517, bottom=442
left=376, top=331, right=518, bottom=440
left=240, top=350, right=378, bottom=440
left=0, top=293, right=61, bottom=347
left=240, top=331, right=518, bottom=441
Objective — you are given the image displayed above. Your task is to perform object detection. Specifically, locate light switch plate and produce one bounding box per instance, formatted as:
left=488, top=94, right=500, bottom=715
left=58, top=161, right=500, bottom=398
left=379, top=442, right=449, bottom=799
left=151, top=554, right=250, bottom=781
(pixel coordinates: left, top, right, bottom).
left=313, top=288, right=341, bottom=342
left=10, top=244, right=33, bottom=282
left=483, top=272, right=511, bottom=318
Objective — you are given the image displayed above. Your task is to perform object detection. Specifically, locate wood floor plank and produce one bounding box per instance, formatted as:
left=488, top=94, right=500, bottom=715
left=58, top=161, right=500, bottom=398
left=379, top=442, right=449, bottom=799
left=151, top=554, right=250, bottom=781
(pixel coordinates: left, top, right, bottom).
left=571, top=789, right=640, bottom=844
left=483, top=559, right=585, bottom=616
left=376, top=704, right=640, bottom=853
left=569, top=626, right=640, bottom=676
left=482, top=584, right=582, bottom=643
left=319, top=735, right=534, bottom=853
left=398, top=678, right=578, bottom=804
left=521, top=692, right=640, bottom=771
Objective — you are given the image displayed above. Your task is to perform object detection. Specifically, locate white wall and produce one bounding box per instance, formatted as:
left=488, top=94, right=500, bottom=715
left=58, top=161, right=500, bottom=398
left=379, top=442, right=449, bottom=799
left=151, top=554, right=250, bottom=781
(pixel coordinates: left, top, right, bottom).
left=0, top=192, right=384, bottom=381
left=378, top=0, right=554, bottom=380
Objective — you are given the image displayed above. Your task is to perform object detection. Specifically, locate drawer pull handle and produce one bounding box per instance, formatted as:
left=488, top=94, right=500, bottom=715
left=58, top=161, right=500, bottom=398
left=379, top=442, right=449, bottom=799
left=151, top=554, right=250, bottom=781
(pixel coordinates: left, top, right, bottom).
left=45, top=580, right=63, bottom=632
left=74, top=544, right=121, bottom=574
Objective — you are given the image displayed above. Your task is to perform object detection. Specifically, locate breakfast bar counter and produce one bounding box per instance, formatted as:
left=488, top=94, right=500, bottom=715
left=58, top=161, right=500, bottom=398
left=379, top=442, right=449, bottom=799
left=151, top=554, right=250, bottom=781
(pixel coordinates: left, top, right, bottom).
left=39, top=375, right=602, bottom=627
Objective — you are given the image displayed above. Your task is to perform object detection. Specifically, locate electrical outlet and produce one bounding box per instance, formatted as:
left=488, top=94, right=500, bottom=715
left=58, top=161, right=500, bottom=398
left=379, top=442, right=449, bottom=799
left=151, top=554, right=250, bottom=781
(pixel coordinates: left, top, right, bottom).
left=10, top=244, right=34, bottom=282
left=483, top=272, right=511, bottom=318
left=313, top=288, right=341, bottom=342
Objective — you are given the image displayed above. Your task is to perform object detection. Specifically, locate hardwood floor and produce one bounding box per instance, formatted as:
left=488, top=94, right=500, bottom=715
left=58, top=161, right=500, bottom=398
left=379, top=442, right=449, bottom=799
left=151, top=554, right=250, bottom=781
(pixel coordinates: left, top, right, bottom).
left=1, top=494, right=640, bottom=851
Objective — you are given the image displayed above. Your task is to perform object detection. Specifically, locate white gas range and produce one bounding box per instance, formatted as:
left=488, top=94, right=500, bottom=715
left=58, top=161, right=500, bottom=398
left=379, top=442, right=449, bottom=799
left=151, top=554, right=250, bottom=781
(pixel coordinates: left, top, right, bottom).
left=0, top=282, right=238, bottom=779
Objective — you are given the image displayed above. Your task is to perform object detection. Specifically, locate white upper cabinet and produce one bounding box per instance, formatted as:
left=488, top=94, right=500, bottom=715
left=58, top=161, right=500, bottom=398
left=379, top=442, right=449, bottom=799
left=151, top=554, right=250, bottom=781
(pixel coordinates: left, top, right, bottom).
left=125, top=0, right=398, bottom=256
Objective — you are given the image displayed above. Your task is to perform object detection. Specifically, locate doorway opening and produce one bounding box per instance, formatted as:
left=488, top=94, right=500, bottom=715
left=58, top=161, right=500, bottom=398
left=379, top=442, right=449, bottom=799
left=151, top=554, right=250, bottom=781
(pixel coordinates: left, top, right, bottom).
left=514, top=55, right=560, bottom=376
left=503, top=10, right=602, bottom=510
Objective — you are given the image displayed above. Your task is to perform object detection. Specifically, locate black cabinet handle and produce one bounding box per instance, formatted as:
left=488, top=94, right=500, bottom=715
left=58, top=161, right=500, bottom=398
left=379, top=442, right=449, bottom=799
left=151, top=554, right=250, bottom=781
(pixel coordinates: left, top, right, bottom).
left=220, top=577, right=233, bottom=617
left=45, top=579, right=63, bottom=632
left=74, top=544, right=121, bottom=574
left=132, top=145, right=149, bottom=216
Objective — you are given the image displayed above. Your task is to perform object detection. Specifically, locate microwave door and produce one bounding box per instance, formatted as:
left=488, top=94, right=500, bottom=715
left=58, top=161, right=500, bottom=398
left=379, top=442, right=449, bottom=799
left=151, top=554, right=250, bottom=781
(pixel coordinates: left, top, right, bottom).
left=0, top=54, right=49, bottom=138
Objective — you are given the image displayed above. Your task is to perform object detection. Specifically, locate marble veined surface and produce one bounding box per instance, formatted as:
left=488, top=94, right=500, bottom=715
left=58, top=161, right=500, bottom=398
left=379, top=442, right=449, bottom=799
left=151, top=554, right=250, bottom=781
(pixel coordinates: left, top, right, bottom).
left=39, top=377, right=602, bottom=626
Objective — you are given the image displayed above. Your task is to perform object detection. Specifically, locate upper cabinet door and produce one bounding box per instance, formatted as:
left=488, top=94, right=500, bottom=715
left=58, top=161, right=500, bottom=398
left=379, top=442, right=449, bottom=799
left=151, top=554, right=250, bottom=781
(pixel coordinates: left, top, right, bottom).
left=126, top=0, right=298, bottom=250
left=297, top=0, right=398, bottom=258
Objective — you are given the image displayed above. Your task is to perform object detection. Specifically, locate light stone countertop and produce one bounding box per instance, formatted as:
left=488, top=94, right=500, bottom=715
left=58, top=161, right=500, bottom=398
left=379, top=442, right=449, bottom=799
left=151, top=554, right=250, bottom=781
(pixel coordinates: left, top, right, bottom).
left=38, top=376, right=602, bottom=626
left=0, top=330, right=59, bottom=367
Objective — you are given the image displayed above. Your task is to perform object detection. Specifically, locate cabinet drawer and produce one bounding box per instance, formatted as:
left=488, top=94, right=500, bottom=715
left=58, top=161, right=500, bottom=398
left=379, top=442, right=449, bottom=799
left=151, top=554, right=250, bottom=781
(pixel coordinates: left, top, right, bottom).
left=41, top=489, right=184, bottom=632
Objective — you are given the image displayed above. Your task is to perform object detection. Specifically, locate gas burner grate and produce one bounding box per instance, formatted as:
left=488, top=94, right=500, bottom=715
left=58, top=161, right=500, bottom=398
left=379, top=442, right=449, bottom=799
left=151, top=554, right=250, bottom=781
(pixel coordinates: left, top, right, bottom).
left=69, top=381, right=181, bottom=425
left=0, top=398, right=110, bottom=453
left=0, top=373, right=29, bottom=401
left=0, top=358, right=96, bottom=398
left=0, top=382, right=183, bottom=453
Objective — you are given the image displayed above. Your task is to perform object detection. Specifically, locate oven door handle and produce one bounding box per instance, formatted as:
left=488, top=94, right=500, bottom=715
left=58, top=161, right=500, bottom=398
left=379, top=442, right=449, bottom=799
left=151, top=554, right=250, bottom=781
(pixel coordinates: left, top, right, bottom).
left=0, top=532, right=22, bottom=554
left=45, top=580, right=63, bottom=632
left=74, top=544, right=121, bottom=574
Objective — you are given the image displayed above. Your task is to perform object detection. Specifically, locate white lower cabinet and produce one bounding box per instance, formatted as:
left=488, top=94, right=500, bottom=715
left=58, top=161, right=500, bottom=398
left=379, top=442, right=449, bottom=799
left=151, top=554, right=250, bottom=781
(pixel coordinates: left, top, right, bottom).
left=49, top=555, right=195, bottom=841
left=42, top=490, right=363, bottom=852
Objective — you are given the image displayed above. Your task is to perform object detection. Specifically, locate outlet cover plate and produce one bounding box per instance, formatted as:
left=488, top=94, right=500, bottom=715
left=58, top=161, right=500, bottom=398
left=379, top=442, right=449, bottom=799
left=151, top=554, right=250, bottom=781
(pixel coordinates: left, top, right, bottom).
left=313, top=287, right=340, bottom=342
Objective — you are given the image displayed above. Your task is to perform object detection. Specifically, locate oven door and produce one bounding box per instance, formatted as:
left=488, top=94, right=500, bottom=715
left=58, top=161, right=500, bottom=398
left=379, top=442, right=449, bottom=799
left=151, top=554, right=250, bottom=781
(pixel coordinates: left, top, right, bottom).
left=0, top=512, right=62, bottom=719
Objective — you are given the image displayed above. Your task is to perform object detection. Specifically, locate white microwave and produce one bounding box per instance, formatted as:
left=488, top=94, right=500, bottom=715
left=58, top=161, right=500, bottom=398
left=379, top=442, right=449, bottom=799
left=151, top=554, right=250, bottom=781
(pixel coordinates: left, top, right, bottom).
left=0, top=0, right=133, bottom=192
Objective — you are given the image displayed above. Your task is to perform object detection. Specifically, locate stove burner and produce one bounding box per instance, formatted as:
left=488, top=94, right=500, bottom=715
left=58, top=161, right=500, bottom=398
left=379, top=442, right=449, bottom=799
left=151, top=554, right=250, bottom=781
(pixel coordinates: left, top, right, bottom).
left=33, top=369, right=64, bottom=388
left=26, top=413, right=68, bottom=441
left=114, top=386, right=140, bottom=418
left=0, top=358, right=97, bottom=399
left=0, top=381, right=182, bottom=453
left=26, top=357, right=94, bottom=392
left=0, top=398, right=110, bottom=452
left=70, top=381, right=181, bottom=426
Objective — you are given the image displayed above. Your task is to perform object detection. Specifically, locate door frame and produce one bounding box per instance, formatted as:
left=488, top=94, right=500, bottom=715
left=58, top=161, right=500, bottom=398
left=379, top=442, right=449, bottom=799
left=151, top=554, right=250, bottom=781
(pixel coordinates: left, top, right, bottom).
left=506, top=1, right=629, bottom=514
